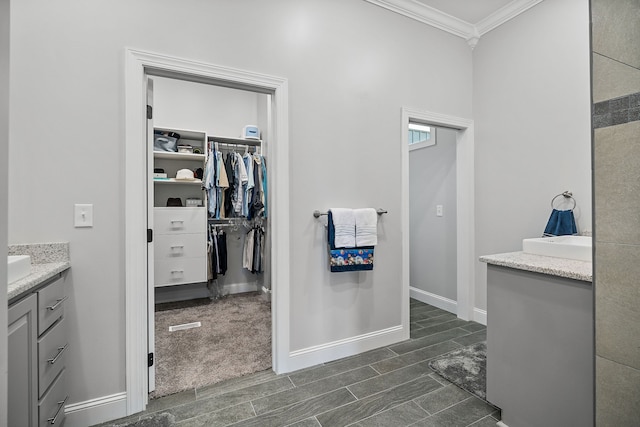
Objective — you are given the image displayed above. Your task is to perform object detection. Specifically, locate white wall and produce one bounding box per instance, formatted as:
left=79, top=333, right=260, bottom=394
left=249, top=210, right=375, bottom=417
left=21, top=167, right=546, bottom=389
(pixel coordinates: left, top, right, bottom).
left=0, top=0, right=9, bottom=423
left=153, top=76, right=261, bottom=138
left=409, top=127, right=457, bottom=301
left=472, top=0, right=591, bottom=311
left=8, top=0, right=472, bottom=416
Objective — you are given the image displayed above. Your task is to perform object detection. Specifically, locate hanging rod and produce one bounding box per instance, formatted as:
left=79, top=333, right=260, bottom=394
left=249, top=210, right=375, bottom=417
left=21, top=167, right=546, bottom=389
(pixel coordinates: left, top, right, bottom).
left=212, top=142, right=260, bottom=152
left=313, top=208, right=388, bottom=219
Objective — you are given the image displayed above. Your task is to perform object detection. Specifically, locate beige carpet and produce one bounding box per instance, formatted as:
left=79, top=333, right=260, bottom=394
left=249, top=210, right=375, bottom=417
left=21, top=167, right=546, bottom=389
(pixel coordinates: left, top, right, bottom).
left=151, top=293, right=272, bottom=398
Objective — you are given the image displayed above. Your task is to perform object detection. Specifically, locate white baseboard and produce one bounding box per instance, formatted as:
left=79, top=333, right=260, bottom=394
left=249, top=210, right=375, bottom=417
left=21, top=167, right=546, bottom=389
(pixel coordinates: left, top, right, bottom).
left=410, top=287, right=487, bottom=326
left=64, top=392, right=127, bottom=427
left=223, top=282, right=259, bottom=295
left=282, top=325, right=405, bottom=373
left=410, top=287, right=457, bottom=314
left=473, top=307, right=487, bottom=325
left=497, top=421, right=509, bottom=427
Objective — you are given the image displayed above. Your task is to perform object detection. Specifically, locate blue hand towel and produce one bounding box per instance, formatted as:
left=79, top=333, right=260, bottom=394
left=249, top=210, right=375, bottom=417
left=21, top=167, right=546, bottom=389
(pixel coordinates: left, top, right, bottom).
left=328, top=211, right=374, bottom=272
left=543, top=209, right=577, bottom=236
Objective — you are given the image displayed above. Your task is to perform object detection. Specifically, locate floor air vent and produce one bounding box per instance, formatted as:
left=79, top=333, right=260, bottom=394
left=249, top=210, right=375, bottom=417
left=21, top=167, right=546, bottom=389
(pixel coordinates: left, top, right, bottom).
left=169, top=321, right=202, bottom=332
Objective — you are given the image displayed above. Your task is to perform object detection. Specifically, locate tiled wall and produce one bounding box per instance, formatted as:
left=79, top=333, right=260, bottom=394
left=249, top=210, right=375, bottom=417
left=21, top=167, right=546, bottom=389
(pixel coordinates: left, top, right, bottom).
left=592, top=0, right=640, bottom=425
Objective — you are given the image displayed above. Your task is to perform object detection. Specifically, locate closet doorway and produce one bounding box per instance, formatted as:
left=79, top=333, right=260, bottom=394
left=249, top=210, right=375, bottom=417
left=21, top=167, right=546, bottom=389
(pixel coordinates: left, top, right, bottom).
left=124, top=48, right=291, bottom=414
left=400, top=108, right=476, bottom=324
left=147, top=76, right=273, bottom=398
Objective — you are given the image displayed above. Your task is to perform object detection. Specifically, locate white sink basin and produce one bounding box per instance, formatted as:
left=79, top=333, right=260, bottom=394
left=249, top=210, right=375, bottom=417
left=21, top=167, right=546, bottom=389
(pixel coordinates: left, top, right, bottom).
left=522, top=235, right=592, bottom=262
left=8, top=255, right=32, bottom=284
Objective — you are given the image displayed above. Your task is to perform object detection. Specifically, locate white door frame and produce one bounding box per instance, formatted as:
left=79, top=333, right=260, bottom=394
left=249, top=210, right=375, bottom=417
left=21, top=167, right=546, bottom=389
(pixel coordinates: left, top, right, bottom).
left=401, top=107, right=475, bottom=321
left=124, top=48, right=290, bottom=414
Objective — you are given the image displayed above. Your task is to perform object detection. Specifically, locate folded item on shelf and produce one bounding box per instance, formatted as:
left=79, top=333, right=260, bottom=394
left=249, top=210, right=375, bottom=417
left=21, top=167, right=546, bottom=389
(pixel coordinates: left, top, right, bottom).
left=166, top=197, right=182, bottom=207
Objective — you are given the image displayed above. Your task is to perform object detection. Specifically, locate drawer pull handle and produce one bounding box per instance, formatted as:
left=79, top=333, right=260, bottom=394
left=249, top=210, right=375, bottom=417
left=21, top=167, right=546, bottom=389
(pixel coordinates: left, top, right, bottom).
left=171, top=270, right=184, bottom=274
left=47, top=344, right=68, bottom=365
left=48, top=395, right=68, bottom=425
left=170, top=220, right=184, bottom=224
left=170, top=245, right=184, bottom=249
left=46, top=296, right=68, bottom=311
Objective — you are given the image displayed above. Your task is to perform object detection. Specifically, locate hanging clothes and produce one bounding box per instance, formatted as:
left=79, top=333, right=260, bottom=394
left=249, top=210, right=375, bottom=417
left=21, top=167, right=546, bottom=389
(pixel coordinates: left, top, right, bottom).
left=243, top=224, right=265, bottom=274
left=233, top=152, right=248, bottom=216
left=203, top=147, right=217, bottom=218
left=224, top=152, right=236, bottom=218
left=208, top=225, right=228, bottom=277
left=216, top=150, right=229, bottom=219
left=261, top=156, right=268, bottom=218
left=242, top=152, right=255, bottom=218
left=250, top=154, right=265, bottom=219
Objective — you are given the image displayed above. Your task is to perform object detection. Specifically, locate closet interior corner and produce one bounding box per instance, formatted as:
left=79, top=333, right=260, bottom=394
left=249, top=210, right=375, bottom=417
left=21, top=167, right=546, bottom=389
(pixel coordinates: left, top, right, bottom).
left=147, top=75, right=273, bottom=398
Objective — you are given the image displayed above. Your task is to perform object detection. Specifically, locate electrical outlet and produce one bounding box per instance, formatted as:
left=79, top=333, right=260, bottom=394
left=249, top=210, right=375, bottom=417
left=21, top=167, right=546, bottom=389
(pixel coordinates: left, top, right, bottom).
left=74, top=204, right=93, bottom=227
left=436, top=205, right=443, bottom=217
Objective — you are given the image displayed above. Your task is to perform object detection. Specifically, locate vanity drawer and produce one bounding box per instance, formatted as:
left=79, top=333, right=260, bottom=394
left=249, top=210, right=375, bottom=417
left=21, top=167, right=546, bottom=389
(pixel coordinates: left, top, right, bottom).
left=154, top=257, right=206, bottom=286
left=154, top=207, right=205, bottom=235
left=38, top=369, right=67, bottom=427
left=37, top=276, right=66, bottom=335
left=154, top=233, right=206, bottom=260
left=38, top=317, right=67, bottom=398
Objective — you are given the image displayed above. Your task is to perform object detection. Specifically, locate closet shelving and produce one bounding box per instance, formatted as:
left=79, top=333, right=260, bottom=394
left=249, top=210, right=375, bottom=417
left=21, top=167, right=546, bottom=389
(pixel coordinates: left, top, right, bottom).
left=153, top=126, right=207, bottom=288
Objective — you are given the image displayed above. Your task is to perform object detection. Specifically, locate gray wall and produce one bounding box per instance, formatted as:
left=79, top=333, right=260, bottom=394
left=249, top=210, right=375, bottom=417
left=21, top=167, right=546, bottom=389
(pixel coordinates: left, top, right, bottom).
left=592, top=0, right=640, bottom=424
left=472, top=0, right=591, bottom=311
left=7, top=0, right=472, bottom=409
left=409, top=127, right=457, bottom=301
left=0, top=0, right=9, bottom=422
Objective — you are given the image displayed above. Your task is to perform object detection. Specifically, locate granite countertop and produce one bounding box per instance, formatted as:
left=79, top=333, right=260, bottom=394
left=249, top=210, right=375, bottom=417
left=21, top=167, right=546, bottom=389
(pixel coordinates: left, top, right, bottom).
left=8, top=242, right=71, bottom=301
left=479, top=251, right=592, bottom=282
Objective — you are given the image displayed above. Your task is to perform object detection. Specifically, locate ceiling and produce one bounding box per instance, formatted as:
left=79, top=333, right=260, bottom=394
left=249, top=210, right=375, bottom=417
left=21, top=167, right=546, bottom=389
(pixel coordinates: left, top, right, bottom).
left=364, top=0, right=545, bottom=48
left=413, top=0, right=516, bottom=24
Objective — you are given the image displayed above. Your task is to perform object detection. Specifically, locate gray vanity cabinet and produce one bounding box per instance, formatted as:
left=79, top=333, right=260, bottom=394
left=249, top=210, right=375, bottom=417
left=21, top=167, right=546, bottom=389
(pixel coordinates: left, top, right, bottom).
left=8, top=293, right=38, bottom=427
left=8, top=273, right=69, bottom=427
left=486, top=265, right=593, bottom=427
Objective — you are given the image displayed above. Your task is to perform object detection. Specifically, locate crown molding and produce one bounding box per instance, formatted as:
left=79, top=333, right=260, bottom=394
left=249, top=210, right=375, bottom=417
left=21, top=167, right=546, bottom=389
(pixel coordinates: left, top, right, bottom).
left=476, top=0, right=545, bottom=36
left=363, top=0, right=473, bottom=39
left=363, top=0, right=545, bottom=49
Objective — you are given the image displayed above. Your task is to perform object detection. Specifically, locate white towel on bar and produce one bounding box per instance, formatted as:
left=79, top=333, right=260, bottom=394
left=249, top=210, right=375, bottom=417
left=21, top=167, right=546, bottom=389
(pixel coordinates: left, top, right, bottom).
left=330, top=208, right=356, bottom=248
left=355, top=208, right=378, bottom=246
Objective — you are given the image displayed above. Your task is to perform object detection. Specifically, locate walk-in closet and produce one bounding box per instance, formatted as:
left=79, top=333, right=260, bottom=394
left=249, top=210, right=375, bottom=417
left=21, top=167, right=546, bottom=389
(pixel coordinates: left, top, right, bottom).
left=148, top=76, right=272, bottom=398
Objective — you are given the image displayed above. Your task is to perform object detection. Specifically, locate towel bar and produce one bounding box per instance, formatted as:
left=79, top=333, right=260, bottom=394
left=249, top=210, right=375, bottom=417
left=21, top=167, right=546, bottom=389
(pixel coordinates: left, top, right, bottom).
left=313, top=208, right=388, bottom=218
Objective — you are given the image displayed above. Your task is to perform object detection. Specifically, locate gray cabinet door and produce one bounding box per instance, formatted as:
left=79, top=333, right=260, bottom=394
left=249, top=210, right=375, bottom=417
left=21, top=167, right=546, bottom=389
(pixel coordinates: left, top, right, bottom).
left=8, top=293, right=38, bottom=427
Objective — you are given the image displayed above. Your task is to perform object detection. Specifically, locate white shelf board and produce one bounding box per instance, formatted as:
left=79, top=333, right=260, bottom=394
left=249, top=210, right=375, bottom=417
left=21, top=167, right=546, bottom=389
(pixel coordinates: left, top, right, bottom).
left=154, top=127, right=206, bottom=142
left=153, top=151, right=205, bottom=161
left=208, top=135, right=262, bottom=146
left=153, top=178, right=203, bottom=185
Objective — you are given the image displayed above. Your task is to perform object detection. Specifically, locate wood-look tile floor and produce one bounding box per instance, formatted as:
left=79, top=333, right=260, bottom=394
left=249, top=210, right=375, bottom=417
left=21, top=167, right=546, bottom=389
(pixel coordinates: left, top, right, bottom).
left=101, top=299, right=499, bottom=427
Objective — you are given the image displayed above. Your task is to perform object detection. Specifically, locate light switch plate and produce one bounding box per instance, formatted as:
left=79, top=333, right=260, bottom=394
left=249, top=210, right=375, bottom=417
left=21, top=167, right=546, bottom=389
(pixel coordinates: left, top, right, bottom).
left=74, top=204, right=93, bottom=227
left=436, top=205, right=443, bottom=217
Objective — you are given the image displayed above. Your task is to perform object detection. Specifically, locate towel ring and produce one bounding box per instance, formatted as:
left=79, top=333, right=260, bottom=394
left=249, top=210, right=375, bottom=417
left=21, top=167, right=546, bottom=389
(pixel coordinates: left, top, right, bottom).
left=551, top=191, right=576, bottom=210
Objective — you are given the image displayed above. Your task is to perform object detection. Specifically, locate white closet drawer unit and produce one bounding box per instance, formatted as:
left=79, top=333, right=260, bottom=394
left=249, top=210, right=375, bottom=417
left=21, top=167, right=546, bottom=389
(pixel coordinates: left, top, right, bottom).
left=154, top=207, right=206, bottom=235
left=38, top=317, right=67, bottom=398
left=37, top=276, right=66, bottom=335
left=154, top=257, right=207, bottom=286
left=154, top=234, right=207, bottom=260
left=38, top=369, right=67, bottom=427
